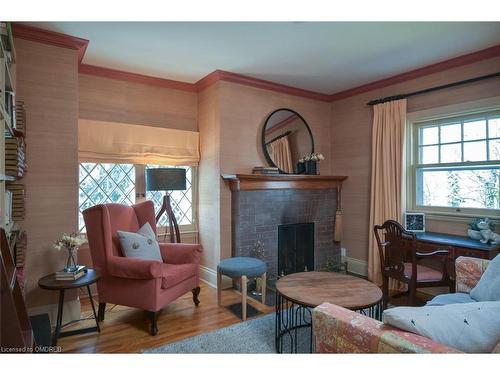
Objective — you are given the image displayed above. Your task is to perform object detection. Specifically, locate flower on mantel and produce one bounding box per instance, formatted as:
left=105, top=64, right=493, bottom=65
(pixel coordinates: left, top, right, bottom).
left=299, top=152, right=325, bottom=163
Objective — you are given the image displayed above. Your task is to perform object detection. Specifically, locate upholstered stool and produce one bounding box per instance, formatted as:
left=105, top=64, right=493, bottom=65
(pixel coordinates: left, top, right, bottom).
left=217, top=257, right=267, bottom=321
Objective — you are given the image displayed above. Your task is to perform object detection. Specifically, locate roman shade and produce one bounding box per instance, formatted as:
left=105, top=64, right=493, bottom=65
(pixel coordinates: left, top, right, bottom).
left=78, top=119, right=200, bottom=166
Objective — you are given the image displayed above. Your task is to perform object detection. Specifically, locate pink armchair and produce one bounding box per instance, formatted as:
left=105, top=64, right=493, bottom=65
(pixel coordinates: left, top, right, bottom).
left=83, top=201, right=202, bottom=335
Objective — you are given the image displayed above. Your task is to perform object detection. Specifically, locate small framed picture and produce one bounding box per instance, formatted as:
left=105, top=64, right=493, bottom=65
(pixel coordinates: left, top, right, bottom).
left=404, top=212, right=426, bottom=232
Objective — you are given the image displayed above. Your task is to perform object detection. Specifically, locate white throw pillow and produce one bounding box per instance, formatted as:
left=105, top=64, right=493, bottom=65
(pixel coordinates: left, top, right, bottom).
left=382, top=301, right=500, bottom=353
left=117, top=222, right=162, bottom=261
left=470, top=254, right=500, bottom=301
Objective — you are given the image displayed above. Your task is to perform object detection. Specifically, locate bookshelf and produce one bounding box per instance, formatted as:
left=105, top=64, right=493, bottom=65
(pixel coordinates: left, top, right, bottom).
left=0, top=22, right=33, bottom=351
left=1, top=21, right=26, bottom=247
left=1, top=21, right=17, bottom=229
left=1, top=228, right=33, bottom=350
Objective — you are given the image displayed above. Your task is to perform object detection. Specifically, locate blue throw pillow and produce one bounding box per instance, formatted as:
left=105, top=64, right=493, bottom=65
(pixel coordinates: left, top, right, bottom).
left=426, top=293, right=476, bottom=306
left=383, top=301, right=500, bottom=353
left=117, top=222, right=162, bottom=261
left=470, top=254, right=500, bottom=301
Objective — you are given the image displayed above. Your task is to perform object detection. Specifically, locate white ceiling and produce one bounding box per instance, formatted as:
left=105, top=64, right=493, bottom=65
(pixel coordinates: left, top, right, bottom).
left=25, top=22, right=500, bottom=94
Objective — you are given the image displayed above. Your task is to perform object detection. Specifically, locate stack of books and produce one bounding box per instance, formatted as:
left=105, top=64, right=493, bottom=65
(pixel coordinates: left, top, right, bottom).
left=55, top=265, right=87, bottom=281
left=15, top=101, right=26, bottom=133
left=5, top=138, right=26, bottom=178
left=14, top=233, right=26, bottom=267
left=252, top=166, right=280, bottom=175
left=6, top=183, right=25, bottom=221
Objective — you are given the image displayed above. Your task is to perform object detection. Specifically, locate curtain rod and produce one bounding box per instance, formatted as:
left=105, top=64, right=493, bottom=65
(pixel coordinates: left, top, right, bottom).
left=367, top=71, right=500, bottom=106
left=265, top=130, right=292, bottom=145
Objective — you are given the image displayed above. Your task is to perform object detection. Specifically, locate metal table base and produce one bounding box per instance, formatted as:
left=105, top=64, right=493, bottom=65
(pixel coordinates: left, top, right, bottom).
left=275, top=291, right=383, bottom=353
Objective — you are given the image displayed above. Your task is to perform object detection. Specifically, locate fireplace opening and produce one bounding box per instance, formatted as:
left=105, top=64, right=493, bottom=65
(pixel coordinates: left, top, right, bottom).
left=278, top=222, right=314, bottom=276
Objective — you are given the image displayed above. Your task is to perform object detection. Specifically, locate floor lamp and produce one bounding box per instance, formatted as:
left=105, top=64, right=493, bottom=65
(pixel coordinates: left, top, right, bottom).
left=145, top=168, right=186, bottom=243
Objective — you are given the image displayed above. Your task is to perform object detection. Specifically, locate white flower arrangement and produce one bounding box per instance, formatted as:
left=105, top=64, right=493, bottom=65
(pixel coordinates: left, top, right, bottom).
left=299, top=152, right=325, bottom=163
left=54, top=233, right=86, bottom=251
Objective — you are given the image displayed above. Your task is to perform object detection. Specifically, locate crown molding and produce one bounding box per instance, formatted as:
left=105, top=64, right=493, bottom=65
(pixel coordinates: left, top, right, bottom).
left=329, top=44, right=500, bottom=102
left=79, top=64, right=198, bottom=92
left=195, top=70, right=332, bottom=102
left=77, top=43, right=500, bottom=102
left=12, top=23, right=500, bottom=103
left=12, top=24, right=89, bottom=63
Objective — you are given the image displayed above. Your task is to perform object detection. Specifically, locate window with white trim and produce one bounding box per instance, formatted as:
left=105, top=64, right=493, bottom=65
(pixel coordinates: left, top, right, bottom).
left=78, top=163, right=195, bottom=233
left=409, top=110, right=500, bottom=217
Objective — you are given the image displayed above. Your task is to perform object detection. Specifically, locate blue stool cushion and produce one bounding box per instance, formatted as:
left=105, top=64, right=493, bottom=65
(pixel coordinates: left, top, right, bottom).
left=217, top=257, right=267, bottom=278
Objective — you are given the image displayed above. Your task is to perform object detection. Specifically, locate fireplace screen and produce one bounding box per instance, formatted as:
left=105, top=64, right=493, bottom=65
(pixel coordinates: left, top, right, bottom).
left=278, top=222, right=314, bottom=276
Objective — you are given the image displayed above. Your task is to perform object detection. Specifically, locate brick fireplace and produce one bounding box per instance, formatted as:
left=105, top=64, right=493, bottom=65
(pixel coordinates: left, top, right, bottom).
left=222, top=174, right=347, bottom=284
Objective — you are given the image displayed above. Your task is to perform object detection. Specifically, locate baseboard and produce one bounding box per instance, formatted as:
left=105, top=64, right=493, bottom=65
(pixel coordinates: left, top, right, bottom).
left=199, top=265, right=232, bottom=289
left=344, top=256, right=368, bottom=277
left=27, top=298, right=81, bottom=329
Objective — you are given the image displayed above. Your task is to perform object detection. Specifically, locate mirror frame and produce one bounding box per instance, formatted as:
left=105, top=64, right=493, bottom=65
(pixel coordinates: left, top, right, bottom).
left=261, top=108, right=315, bottom=174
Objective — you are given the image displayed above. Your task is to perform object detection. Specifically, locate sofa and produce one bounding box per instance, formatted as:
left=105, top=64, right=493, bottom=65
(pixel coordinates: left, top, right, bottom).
left=312, top=256, right=497, bottom=353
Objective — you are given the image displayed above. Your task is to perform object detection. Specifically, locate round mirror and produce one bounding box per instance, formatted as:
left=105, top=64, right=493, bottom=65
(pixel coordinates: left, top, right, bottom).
left=262, top=108, right=314, bottom=174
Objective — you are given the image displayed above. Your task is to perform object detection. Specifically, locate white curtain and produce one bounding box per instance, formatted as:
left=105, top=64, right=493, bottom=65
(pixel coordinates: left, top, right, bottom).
left=78, top=119, right=200, bottom=166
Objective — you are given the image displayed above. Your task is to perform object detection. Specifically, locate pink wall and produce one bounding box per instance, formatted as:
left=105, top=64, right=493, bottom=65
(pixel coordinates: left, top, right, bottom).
left=15, top=38, right=79, bottom=308
left=197, top=80, right=332, bottom=271
left=330, top=56, right=500, bottom=264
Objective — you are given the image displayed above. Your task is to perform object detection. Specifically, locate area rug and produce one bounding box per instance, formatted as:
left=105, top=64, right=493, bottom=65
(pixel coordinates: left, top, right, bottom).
left=143, top=312, right=310, bottom=354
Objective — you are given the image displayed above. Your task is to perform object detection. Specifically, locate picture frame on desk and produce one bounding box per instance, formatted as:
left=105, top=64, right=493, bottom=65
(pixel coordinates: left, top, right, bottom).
left=404, top=212, right=426, bottom=232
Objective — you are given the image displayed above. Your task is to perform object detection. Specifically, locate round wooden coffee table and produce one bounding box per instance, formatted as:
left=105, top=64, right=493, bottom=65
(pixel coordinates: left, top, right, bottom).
left=275, top=271, right=383, bottom=353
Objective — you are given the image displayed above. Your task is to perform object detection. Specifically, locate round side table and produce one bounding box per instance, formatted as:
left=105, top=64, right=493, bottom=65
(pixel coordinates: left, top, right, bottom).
left=38, top=268, right=101, bottom=346
left=275, top=271, right=383, bottom=353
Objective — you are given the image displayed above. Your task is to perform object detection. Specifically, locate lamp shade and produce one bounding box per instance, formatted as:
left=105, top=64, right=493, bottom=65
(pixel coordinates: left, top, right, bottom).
left=146, top=168, right=186, bottom=191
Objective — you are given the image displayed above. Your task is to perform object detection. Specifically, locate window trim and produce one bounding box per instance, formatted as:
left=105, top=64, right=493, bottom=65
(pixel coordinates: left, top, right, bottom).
left=406, top=97, right=500, bottom=220
left=78, top=163, right=198, bottom=234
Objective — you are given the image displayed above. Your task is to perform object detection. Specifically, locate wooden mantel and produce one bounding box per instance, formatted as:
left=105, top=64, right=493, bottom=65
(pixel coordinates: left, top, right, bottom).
left=221, top=174, right=348, bottom=192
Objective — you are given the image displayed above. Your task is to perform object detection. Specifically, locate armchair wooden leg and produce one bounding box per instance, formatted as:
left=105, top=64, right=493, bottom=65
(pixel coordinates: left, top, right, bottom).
left=98, top=302, right=106, bottom=322
left=192, top=286, right=201, bottom=306
left=147, top=311, right=158, bottom=336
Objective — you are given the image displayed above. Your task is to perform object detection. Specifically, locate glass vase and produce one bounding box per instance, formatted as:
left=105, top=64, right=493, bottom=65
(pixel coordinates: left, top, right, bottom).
left=64, top=246, right=78, bottom=272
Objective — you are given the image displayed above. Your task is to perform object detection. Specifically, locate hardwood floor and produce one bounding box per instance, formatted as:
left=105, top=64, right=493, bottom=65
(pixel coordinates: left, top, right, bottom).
left=58, top=282, right=274, bottom=353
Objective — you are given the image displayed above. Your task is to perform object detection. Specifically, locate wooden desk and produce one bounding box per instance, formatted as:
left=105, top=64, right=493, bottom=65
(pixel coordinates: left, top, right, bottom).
left=416, top=232, right=499, bottom=260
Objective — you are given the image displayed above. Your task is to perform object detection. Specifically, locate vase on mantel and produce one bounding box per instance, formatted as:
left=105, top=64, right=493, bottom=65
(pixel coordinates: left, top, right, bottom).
left=296, top=161, right=305, bottom=174
left=305, top=160, right=317, bottom=175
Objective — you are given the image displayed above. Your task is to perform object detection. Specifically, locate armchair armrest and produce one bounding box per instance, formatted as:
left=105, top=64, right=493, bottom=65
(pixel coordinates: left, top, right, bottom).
left=159, top=243, right=202, bottom=265
left=312, top=303, right=460, bottom=353
left=455, top=256, right=490, bottom=293
left=107, top=256, right=162, bottom=280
